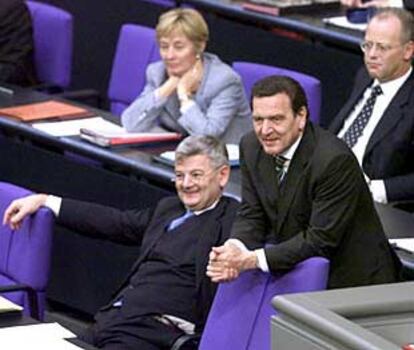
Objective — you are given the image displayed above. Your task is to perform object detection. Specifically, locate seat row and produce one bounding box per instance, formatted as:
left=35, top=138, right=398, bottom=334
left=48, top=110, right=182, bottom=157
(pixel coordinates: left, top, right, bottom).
left=27, top=2, right=322, bottom=124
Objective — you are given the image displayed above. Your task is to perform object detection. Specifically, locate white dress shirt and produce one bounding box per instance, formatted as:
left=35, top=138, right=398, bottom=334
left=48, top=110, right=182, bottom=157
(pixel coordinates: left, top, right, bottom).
left=337, top=67, right=412, bottom=203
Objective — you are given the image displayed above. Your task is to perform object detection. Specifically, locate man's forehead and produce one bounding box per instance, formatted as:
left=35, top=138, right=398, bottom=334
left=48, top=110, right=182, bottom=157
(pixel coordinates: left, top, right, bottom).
left=252, top=93, right=293, bottom=114
left=366, top=15, right=402, bottom=37
left=174, top=154, right=212, bottom=170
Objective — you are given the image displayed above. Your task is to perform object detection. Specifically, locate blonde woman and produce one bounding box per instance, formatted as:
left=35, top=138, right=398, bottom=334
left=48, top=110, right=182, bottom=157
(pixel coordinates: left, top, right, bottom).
left=121, top=8, right=251, bottom=144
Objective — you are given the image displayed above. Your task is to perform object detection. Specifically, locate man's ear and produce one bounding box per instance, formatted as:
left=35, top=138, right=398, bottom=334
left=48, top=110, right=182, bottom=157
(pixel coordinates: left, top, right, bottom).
left=403, top=40, right=414, bottom=61
left=297, top=106, right=307, bottom=130
left=218, top=165, right=231, bottom=189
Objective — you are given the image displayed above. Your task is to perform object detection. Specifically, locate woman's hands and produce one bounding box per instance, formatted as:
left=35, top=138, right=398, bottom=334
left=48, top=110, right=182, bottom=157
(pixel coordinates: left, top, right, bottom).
left=177, top=58, right=204, bottom=100
left=157, top=59, right=204, bottom=103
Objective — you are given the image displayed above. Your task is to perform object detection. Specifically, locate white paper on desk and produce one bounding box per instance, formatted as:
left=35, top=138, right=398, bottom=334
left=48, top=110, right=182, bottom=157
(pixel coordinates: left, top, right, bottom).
left=323, top=16, right=367, bottom=32
left=0, top=296, right=23, bottom=313
left=159, top=144, right=240, bottom=166
left=32, top=116, right=124, bottom=137
left=389, top=238, right=414, bottom=252
left=0, top=322, right=81, bottom=349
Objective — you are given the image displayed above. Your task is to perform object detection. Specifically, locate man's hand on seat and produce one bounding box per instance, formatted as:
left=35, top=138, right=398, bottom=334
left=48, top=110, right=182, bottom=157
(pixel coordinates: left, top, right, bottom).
left=3, top=194, right=48, bottom=230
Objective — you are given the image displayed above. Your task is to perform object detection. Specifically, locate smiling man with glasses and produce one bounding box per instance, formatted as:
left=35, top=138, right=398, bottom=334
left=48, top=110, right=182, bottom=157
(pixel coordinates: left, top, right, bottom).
left=330, top=8, right=414, bottom=208
left=2, top=135, right=239, bottom=350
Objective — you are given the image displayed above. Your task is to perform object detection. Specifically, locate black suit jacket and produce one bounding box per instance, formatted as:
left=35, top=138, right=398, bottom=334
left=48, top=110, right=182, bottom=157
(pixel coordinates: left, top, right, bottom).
left=57, top=195, right=239, bottom=331
left=329, top=67, right=414, bottom=202
left=231, top=123, right=400, bottom=288
left=404, top=0, right=414, bottom=10
left=0, top=0, right=36, bottom=85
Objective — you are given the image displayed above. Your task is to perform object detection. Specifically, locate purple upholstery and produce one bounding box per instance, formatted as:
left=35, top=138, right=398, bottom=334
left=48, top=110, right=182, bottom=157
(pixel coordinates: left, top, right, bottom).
left=199, top=257, right=329, bottom=350
left=232, top=61, right=322, bottom=124
left=26, top=1, right=73, bottom=89
left=107, top=24, right=160, bottom=116
left=140, top=0, right=176, bottom=6
left=0, top=182, right=54, bottom=319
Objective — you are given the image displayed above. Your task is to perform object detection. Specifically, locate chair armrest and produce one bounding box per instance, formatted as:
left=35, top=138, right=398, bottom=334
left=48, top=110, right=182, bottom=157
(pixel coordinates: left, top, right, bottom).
left=170, top=333, right=200, bottom=350
left=0, top=284, right=40, bottom=320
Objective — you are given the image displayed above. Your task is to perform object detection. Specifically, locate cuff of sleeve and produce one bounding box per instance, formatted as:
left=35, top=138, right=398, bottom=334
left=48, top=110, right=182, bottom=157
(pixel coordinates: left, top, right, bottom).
left=45, top=195, right=62, bottom=217
left=370, top=179, right=388, bottom=204
left=226, top=238, right=248, bottom=252
left=179, top=100, right=195, bottom=114
left=255, top=249, right=269, bottom=272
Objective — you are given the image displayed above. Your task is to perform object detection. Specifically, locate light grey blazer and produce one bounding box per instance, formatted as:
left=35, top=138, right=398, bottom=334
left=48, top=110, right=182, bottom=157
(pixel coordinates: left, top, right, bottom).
left=121, top=53, right=252, bottom=144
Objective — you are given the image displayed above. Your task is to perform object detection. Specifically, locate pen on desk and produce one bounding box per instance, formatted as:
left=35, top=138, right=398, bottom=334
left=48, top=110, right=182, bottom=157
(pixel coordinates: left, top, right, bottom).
left=0, top=86, right=14, bottom=96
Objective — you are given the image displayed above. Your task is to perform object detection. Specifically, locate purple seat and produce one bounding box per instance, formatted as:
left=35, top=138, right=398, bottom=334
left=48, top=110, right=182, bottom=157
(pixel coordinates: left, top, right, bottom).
left=199, top=257, right=329, bottom=350
left=232, top=61, right=322, bottom=124
left=26, top=1, right=73, bottom=90
left=0, top=182, right=54, bottom=320
left=140, top=0, right=176, bottom=6
left=107, top=24, right=160, bottom=116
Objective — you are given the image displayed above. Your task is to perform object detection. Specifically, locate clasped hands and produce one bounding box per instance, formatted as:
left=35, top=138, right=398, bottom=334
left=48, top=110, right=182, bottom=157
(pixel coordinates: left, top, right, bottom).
left=206, top=242, right=258, bottom=283
left=160, top=59, right=203, bottom=101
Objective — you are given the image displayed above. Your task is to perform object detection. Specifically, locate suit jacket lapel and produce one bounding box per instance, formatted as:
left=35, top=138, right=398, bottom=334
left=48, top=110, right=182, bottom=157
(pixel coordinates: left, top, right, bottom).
left=276, top=124, right=314, bottom=234
left=365, top=71, right=414, bottom=156
left=257, top=149, right=281, bottom=210
left=330, top=72, right=371, bottom=133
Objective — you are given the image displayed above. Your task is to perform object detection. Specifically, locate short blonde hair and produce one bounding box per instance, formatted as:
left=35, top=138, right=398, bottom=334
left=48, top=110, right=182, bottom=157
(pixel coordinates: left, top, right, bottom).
left=156, top=8, right=209, bottom=52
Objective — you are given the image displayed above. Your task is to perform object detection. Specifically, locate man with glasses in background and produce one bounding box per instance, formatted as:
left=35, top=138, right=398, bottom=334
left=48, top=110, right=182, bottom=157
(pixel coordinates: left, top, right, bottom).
left=330, top=8, right=414, bottom=207
left=3, top=135, right=239, bottom=350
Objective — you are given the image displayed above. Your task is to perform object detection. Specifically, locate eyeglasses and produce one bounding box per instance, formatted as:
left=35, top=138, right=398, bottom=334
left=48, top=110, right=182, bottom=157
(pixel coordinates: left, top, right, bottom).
left=172, top=167, right=220, bottom=184
left=360, top=41, right=405, bottom=54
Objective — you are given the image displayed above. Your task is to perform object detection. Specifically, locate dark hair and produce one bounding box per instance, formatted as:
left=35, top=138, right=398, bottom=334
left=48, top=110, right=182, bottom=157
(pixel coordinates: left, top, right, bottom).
left=251, top=75, right=308, bottom=117
left=175, top=135, right=229, bottom=168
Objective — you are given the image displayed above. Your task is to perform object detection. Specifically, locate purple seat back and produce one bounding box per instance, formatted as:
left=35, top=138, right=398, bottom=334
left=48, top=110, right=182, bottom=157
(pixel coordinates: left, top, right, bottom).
left=199, top=257, right=329, bottom=350
left=140, top=0, right=176, bottom=6
left=107, top=24, right=160, bottom=116
left=232, top=61, right=322, bottom=124
left=26, top=1, right=73, bottom=89
left=0, top=182, right=54, bottom=319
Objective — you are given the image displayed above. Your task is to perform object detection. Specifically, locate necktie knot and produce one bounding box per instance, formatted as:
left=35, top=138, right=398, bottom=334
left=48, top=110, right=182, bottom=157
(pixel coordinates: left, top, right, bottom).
left=371, top=85, right=383, bottom=98
left=167, top=210, right=194, bottom=231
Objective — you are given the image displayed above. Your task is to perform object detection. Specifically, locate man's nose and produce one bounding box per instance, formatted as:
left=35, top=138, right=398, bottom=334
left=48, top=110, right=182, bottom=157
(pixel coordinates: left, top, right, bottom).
left=182, top=174, right=194, bottom=187
left=261, top=118, right=274, bottom=134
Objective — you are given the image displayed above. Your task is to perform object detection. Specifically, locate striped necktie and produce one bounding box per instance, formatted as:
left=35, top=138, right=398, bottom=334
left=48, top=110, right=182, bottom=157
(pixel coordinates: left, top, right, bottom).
left=274, top=155, right=288, bottom=183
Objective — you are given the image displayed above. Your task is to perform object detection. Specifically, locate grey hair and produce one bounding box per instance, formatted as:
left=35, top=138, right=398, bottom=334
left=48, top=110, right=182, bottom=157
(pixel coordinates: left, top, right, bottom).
left=175, top=135, right=229, bottom=168
left=370, top=8, right=414, bottom=43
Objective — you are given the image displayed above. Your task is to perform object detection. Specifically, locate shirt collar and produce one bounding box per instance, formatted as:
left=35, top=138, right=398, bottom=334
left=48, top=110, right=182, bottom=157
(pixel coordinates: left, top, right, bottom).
left=188, top=197, right=220, bottom=216
left=278, top=133, right=303, bottom=166
left=373, top=66, right=412, bottom=97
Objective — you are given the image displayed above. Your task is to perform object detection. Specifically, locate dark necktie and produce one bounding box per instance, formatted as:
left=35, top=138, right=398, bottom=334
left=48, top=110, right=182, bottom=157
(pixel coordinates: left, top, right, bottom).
left=342, top=85, right=382, bottom=148
left=274, top=155, right=288, bottom=183
left=167, top=210, right=194, bottom=231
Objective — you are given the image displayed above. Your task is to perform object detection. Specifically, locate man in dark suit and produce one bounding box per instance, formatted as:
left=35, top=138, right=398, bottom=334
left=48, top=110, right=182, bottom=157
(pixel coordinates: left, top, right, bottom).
left=3, top=135, right=239, bottom=350
left=330, top=8, right=414, bottom=205
left=0, top=0, right=37, bottom=86
left=207, top=76, right=400, bottom=289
